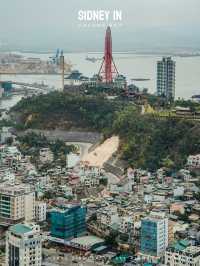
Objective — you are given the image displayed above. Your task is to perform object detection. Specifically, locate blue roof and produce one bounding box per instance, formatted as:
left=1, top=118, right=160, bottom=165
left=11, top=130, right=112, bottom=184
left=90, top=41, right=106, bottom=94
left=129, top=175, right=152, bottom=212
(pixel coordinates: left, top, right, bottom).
left=93, top=245, right=107, bottom=252
left=171, top=239, right=190, bottom=252
left=10, top=224, right=32, bottom=234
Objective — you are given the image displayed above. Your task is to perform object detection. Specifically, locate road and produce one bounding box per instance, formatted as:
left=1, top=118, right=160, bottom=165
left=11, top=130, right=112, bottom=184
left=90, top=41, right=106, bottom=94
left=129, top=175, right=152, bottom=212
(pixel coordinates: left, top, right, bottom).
left=42, top=249, right=111, bottom=266
left=65, top=142, right=92, bottom=160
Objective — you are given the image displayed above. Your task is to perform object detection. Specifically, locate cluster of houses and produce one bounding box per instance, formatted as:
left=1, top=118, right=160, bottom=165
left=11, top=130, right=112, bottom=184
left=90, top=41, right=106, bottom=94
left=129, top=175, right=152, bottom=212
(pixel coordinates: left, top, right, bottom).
left=1, top=126, right=200, bottom=265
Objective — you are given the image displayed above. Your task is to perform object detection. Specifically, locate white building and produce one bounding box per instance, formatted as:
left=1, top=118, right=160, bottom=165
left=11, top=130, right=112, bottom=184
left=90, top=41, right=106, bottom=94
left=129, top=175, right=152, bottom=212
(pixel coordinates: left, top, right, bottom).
left=97, top=206, right=120, bottom=227
left=0, top=183, right=35, bottom=225
left=119, top=216, right=134, bottom=235
left=157, top=57, right=176, bottom=101
left=66, top=153, right=80, bottom=168
left=173, top=186, right=184, bottom=197
left=57, top=185, right=73, bottom=197
left=179, top=169, right=192, bottom=181
left=0, top=127, right=12, bottom=144
left=144, top=194, right=153, bottom=204
left=79, top=166, right=102, bottom=188
left=6, top=223, right=42, bottom=266
left=187, top=154, right=200, bottom=169
left=39, top=148, right=54, bottom=164
left=35, top=201, right=46, bottom=222
left=0, top=85, right=4, bottom=97
left=80, top=175, right=99, bottom=188
left=0, top=146, right=22, bottom=167
left=0, top=168, right=15, bottom=183
left=165, top=245, right=200, bottom=266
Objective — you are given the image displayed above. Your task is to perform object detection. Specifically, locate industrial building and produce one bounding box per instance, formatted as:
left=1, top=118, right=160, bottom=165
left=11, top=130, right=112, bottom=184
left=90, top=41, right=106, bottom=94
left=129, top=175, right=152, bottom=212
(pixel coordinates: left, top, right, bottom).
left=157, top=57, right=176, bottom=101
left=6, top=223, right=42, bottom=266
left=49, top=204, right=86, bottom=240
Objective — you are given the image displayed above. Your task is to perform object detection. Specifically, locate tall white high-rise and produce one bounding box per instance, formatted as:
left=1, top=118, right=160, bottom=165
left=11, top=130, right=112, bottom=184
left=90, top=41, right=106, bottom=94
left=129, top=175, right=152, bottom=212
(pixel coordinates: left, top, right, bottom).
left=6, top=223, right=42, bottom=266
left=157, top=57, right=176, bottom=101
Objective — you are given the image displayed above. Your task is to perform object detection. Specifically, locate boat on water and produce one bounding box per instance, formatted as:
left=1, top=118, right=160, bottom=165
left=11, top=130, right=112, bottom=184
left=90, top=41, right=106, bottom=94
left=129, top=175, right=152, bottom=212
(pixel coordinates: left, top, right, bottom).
left=131, top=78, right=150, bottom=81
left=85, top=55, right=98, bottom=63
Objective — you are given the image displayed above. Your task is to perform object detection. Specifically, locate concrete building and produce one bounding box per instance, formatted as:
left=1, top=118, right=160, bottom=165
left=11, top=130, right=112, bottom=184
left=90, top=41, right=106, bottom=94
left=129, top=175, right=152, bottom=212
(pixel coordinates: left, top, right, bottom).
left=119, top=216, right=135, bottom=239
left=165, top=241, right=200, bottom=266
left=97, top=206, right=120, bottom=227
left=187, top=154, right=200, bottom=169
left=168, top=220, right=175, bottom=245
left=57, top=185, right=73, bottom=197
left=6, top=223, right=42, bottom=266
left=0, top=127, right=13, bottom=144
left=0, top=169, right=15, bottom=183
left=50, top=204, right=86, bottom=240
left=157, top=57, right=176, bottom=101
left=35, top=201, right=46, bottom=222
left=0, top=183, right=35, bottom=225
left=65, top=70, right=89, bottom=86
left=141, top=215, right=168, bottom=257
left=0, top=83, right=4, bottom=97
left=39, top=148, right=54, bottom=164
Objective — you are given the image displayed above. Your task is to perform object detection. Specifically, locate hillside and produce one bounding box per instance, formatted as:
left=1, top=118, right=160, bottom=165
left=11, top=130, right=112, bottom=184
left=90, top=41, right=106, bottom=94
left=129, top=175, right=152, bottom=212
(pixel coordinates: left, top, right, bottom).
left=11, top=92, right=200, bottom=171
left=11, top=91, right=126, bottom=133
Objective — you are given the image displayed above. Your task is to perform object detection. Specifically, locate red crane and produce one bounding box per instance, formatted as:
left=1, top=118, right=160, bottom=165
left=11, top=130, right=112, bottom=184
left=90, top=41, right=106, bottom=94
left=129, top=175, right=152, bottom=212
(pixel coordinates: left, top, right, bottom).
left=98, top=26, right=119, bottom=83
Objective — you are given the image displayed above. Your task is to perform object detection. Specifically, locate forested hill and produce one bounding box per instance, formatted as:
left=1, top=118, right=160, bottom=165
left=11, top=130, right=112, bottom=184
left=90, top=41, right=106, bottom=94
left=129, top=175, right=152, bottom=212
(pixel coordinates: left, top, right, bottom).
left=11, top=91, right=200, bottom=171
left=11, top=91, right=126, bottom=133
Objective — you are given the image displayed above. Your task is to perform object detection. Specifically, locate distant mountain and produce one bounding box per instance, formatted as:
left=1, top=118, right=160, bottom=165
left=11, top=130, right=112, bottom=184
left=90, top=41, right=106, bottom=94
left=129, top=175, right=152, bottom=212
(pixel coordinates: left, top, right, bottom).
left=1, top=25, right=200, bottom=53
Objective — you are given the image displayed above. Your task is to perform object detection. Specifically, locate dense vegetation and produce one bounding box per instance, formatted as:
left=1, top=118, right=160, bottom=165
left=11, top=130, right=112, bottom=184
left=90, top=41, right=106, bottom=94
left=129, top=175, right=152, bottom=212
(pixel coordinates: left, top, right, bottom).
left=113, top=106, right=200, bottom=170
left=17, top=132, right=76, bottom=167
left=12, top=91, right=126, bottom=134
left=12, top=92, right=200, bottom=171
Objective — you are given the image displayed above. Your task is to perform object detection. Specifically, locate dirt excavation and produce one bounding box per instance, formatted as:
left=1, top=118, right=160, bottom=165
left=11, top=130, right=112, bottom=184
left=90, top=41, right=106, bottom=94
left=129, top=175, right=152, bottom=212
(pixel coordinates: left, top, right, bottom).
left=81, top=136, right=119, bottom=167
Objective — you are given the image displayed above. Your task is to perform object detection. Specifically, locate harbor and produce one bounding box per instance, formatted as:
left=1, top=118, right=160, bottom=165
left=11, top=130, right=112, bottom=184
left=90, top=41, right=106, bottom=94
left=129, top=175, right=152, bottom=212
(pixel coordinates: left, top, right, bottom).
left=0, top=52, right=200, bottom=98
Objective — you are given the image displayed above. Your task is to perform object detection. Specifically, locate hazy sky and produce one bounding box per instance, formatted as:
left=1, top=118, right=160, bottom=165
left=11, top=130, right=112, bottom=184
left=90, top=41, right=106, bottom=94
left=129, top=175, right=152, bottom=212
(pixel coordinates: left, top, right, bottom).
left=1, top=0, right=200, bottom=51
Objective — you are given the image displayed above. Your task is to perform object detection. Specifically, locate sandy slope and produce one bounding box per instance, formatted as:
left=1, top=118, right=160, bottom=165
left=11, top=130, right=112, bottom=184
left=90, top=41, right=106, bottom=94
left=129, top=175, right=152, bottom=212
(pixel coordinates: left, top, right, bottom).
left=81, top=136, right=119, bottom=167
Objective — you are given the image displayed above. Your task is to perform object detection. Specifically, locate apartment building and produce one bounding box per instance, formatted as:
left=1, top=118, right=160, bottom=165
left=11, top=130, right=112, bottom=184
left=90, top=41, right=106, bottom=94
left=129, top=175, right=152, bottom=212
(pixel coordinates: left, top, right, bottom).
left=157, top=57, right=176, bottom=101
left=165, top=242, right=200, bottom=266
left=6, top=223, right=42, bottom=266
left=0, top=183, right=35, bottom=225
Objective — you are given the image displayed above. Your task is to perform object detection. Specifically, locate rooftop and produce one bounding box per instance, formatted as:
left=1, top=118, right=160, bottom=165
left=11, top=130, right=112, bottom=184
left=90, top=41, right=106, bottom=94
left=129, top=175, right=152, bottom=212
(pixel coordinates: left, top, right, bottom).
left=0, top=183, right=33, bottom=195
left=70, top=235, right=104, bottom=248
left=10, top=224, right=32, bottom=235
left=170, top=239, right=190, bottom=252
left=185, top=246, right=200, bottom=255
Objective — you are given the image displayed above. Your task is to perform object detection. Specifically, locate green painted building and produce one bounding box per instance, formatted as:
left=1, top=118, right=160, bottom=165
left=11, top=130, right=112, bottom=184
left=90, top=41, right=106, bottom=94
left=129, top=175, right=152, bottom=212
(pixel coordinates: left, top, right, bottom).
left=50, top=204, right=86, bottom=240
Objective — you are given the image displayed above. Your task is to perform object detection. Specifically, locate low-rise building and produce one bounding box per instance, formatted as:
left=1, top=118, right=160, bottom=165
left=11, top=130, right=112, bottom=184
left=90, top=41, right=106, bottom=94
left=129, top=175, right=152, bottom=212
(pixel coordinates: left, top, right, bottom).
left=39, top=148, right=54, bottom=164
left=0, top=127, right=13, bottom=144
left=165, top=241, right=200, bottom=266
left=97, top=206, right=120, bottom=228
left=187, top=154, right=200, bottom=169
